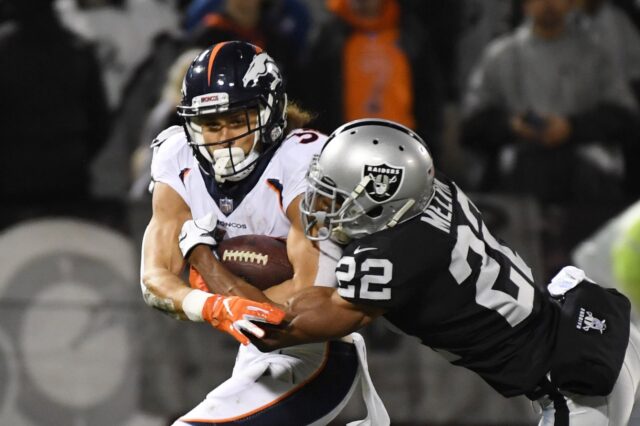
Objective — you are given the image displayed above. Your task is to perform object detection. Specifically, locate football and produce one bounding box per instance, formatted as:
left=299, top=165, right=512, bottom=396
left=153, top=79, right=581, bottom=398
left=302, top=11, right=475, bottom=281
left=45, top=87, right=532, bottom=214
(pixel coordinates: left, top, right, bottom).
left=216, top=234, right=294, bottom=290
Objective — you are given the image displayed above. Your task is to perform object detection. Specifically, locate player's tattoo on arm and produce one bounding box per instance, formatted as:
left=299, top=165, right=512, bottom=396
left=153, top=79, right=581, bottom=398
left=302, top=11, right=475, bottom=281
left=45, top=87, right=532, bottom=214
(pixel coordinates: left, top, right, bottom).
left=142, top=286, right=186, bottom=320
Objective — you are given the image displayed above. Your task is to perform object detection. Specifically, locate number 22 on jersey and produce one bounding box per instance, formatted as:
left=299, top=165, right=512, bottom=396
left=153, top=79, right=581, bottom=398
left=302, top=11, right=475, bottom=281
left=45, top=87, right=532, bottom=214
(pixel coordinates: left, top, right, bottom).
left=449, top=188, right=535, bottom=327
left=336, top=257, right=393, bottom=301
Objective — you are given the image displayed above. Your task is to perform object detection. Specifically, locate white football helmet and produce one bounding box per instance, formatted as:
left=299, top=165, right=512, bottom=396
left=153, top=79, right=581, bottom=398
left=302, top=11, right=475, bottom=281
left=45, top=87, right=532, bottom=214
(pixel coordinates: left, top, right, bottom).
left=301, top=119, right=435, bottom=244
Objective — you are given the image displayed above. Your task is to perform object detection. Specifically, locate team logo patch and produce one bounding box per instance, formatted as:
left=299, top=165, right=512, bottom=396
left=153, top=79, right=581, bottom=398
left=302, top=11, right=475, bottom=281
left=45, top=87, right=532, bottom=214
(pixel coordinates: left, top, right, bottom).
left=219, top=197, right=234, bottom=215
left=576, top=308, right=607, bottom=334
left=363, top=163, right=404, bottom=203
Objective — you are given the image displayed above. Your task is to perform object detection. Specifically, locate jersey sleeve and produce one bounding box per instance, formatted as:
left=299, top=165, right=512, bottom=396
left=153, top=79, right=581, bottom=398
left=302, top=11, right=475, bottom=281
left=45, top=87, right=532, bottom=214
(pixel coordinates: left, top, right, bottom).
left=279, top=130, right=327, bottom=212
left=149, top=126, right=190, bottom=205
left=335, top=234, right=415, bottom=310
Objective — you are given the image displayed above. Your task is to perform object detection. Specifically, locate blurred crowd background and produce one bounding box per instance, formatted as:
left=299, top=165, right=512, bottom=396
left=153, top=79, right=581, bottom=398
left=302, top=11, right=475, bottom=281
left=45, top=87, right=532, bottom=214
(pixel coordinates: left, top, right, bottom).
left=1, top=0, right=640, bottom=425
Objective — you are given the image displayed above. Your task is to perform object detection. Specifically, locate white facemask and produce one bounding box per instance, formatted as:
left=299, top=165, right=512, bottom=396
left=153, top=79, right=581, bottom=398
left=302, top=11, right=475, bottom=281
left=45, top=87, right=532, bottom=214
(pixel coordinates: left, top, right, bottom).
left=187, top=118, right=261, bottom=183
left=212, top=146, right=259, bottom=183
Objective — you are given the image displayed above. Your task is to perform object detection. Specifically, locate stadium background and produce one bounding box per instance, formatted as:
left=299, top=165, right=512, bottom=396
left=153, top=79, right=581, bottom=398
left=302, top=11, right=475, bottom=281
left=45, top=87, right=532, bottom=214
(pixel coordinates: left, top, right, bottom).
left=1, top=0, right=640, bottom=424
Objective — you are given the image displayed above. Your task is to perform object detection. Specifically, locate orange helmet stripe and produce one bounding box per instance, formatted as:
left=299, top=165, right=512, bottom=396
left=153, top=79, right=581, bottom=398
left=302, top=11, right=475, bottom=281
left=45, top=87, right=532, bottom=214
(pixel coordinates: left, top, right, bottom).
left=207, top=41, right=229, bottom=86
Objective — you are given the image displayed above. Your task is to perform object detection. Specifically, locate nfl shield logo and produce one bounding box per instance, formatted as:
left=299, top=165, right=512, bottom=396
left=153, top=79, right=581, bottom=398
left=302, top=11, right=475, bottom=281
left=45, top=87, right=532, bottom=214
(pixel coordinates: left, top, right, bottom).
left=363, top=163, right=404, bottom=203
left=219, top=197, right=234, bottom=214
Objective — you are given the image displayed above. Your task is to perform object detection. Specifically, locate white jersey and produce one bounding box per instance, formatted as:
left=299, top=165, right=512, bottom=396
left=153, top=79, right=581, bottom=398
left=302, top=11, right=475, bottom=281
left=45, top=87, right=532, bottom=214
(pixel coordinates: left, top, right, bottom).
left=150, top=126, right=326, bottom=240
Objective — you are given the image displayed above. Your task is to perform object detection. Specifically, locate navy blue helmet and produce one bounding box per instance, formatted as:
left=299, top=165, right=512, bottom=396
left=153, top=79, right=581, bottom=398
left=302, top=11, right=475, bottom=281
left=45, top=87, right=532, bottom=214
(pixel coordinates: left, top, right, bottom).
left=177, top=41, right=287, bottom=182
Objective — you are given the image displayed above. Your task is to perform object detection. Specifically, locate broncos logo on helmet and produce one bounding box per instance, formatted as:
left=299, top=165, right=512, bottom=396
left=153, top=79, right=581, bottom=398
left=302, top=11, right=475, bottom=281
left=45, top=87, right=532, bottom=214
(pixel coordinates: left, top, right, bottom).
left=242, top=53, right=282, bottom=92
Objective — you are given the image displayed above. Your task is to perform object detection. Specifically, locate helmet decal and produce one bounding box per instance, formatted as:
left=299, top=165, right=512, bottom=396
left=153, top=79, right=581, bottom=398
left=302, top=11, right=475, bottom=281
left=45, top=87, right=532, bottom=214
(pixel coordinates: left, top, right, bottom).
left=242, top=53, right=282, bottom=91
left=191, top=92, right=229, bottom=109
left=363, top=164, right=404, bottom=203
left=207, top=41, right=229, bottom=86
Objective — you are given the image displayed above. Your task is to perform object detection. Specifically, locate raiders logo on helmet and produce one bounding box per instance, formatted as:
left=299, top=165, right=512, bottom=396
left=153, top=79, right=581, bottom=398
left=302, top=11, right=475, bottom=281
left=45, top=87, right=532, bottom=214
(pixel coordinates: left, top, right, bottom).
left=363, top=163, right=404, bottom=203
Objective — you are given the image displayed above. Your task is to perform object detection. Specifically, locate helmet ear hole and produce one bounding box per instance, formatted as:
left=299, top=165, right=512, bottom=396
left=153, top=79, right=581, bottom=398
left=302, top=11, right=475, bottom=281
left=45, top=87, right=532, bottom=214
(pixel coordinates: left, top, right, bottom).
left=366, top=206, right=383, bottom=218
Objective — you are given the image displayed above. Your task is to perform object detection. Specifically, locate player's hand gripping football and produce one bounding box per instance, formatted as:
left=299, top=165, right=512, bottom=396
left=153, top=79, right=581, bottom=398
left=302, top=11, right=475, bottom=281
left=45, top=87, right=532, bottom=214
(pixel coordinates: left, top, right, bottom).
left=203, top=295, right=285, bottom=345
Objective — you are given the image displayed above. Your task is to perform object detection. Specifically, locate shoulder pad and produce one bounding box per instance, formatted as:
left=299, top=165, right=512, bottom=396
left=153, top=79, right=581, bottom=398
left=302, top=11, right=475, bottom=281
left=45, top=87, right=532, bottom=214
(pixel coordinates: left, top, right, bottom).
left=151, top=125, right=184, bottom=148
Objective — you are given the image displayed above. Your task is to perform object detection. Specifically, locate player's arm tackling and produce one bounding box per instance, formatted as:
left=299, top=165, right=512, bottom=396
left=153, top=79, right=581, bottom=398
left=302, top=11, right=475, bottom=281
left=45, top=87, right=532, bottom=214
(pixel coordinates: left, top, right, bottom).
left=253, top=286, right=385, bottom=350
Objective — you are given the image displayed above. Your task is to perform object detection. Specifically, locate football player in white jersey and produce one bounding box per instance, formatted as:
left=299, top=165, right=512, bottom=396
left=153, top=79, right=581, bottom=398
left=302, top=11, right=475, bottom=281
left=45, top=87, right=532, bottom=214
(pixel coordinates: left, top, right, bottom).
left=248, top=119, right=640, bottom=425
left=140, top=42, right=388, bottom=425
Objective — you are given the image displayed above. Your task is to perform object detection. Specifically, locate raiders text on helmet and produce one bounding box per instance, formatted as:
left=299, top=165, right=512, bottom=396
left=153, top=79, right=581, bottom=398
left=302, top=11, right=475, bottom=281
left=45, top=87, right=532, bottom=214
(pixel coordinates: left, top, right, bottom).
left=177, top=41, right=287, bottom=183
left=301, top=119, right=435, bottom=244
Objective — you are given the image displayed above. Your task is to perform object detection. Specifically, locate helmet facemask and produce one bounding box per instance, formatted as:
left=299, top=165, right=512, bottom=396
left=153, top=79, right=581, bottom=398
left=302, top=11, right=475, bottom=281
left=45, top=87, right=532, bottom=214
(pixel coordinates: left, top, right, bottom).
left=301, top=162, right=361, bottom=244
left=185, top=102, right=258, bottom=183
left=301, top=159, right=413, bottom=245
left=181, top=96, right=279, bottom=183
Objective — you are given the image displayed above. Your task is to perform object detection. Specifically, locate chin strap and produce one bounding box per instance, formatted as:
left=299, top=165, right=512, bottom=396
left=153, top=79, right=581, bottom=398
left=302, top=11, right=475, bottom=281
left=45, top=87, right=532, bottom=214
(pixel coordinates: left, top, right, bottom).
left=382, top=199, right=416, bottom=230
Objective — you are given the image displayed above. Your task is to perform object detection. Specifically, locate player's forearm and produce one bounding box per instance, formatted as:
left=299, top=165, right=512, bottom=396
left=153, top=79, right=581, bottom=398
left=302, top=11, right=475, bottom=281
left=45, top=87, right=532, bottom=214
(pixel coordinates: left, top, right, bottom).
left=141, top=267, right=192, bottom=320
left=289, top=288, right=367, bottom=339
left=188, top=245, right=271, bottom=302
left=255, top=287, right=365, bottom=350
left=264, top=279, right=297, bottom=305
left=255, top=309, right=350, bottom=350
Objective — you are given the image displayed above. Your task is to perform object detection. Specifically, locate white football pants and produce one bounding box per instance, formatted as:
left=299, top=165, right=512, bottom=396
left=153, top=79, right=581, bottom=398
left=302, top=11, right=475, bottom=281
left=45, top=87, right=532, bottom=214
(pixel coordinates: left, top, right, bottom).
left=536, top=322, right=640, bottom=425
left=172, top=333, right=389, bottom=426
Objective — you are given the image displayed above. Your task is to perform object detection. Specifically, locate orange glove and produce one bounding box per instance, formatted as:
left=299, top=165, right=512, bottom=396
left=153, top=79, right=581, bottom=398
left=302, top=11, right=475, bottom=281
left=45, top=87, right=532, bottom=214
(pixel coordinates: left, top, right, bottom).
left=203, top=294, right=285, bottom=345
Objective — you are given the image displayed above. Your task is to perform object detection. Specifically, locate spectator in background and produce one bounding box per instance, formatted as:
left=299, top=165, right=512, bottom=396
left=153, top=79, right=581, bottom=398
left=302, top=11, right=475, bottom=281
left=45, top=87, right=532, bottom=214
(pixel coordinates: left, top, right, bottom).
left=61, top=0, right=184, bottom=200
left=300, top=0, right=445, bottom=158
left=184, top=0, right=311, bottom=58
left=187, top=0, right=310, bottom=89
left=402, top=0, right=462, bottom=101
left=576, top=0, right=640, bottom=93
left=576, top=0, right=640, bottom=197
left=460, top=0, right=639, bottom=204
left=56, top=0, right=180, bottom=110
left=0, top=0, right=109, bottom=215
left=129, top=48, right=201, bottom=199
left=612, top=0, right=640, bottom=31
left=455, top=0, right=516, bottom=102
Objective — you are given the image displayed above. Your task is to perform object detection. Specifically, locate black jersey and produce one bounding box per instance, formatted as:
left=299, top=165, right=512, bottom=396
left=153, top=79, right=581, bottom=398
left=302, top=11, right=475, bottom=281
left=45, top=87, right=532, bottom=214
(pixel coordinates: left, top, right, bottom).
left=336, top=173, right=559, bottom=397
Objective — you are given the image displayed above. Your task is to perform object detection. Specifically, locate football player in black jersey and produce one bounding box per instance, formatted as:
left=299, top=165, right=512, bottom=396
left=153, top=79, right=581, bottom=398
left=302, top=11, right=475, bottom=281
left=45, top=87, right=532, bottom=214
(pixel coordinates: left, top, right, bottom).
left=249, top=118, right=640, bottom=425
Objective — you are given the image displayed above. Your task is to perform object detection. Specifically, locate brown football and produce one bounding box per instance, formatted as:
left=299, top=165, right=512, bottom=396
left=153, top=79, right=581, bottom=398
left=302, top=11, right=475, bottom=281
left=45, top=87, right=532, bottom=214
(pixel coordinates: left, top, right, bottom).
left=215, top=234, right=294, bottom=290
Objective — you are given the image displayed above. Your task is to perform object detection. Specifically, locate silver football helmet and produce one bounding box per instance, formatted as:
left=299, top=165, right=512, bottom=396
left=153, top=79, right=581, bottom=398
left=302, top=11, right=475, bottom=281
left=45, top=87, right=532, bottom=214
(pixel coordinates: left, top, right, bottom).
left=301, top=119, right=436, bottom=244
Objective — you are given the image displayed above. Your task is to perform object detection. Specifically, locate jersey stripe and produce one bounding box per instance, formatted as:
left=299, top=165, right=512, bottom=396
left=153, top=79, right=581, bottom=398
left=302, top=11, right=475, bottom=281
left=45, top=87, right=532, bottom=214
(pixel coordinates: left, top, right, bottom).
left=267, top=178, right=284, bottom=210
left=181, top=341, right=358, bottom=425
